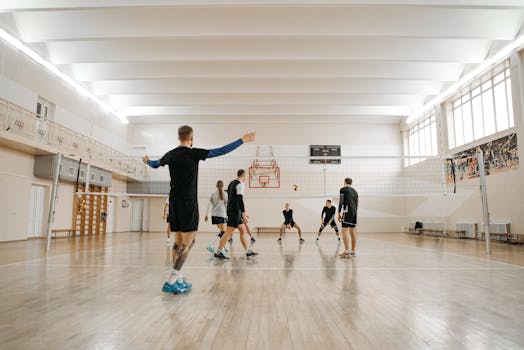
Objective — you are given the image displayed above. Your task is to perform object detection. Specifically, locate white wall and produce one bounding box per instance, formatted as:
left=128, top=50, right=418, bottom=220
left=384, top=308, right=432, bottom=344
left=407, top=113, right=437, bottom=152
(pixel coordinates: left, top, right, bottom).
left=137, top=121, right=405, bottom=233
left=0, top=41, right=130, bottom=154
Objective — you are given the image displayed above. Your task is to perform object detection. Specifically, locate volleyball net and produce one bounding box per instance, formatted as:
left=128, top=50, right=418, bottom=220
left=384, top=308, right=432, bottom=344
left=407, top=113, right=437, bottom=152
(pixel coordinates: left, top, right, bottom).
left=74, top=154, right=454, bottom=199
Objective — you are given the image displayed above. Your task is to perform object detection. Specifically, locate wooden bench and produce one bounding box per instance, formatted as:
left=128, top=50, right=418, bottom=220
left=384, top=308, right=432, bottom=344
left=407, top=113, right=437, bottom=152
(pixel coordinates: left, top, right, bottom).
left=507, top=233, right=524, bottom=244
left=51, top=229, right=75, bottom=239
left=408, top=228, right=466, bottom=239
left=256, top=227, right=281, bottom=234
left=476, top=232, right=510, bottom=242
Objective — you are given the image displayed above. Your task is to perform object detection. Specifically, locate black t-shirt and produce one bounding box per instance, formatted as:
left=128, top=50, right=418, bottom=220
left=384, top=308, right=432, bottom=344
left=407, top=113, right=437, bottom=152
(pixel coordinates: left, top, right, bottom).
left=322, top=206, right=336, bottom=222
left=283, top=209, right=294, bottom=224
left=339, top=186, right=359, bottom=216
left=160, top=146, right=208, bottom=199
left=227, top=179, right=245, bottom=212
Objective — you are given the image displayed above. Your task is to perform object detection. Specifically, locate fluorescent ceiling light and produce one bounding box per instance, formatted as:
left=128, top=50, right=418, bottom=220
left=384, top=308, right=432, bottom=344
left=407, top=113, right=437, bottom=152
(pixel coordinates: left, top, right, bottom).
left=0, top=27, right=128, bottom=124
left=406, top=33, right=524, bottom=125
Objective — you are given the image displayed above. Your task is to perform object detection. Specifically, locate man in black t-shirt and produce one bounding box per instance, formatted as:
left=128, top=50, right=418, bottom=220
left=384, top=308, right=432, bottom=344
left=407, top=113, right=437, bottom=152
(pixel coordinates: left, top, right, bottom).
left=278, top=203, right=304, bottom=243
left=314, top=200, right=340, bottom=244
left=213, top=169, right=258, bottom=259
left=144, top=125, right=255, bottom=293
left=338, top=177, right=359, bottom=258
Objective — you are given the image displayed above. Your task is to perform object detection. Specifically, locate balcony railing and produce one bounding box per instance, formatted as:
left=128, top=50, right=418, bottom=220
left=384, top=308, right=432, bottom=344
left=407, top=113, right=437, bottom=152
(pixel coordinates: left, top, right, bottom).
left=0, top=97, right=144, bottom=181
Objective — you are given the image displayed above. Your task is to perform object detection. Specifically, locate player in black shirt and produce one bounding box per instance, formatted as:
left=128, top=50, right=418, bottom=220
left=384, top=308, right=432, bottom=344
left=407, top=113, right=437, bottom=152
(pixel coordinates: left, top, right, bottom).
left=213, top=169, right=258, bottom=259
left=314, top=200, right=340, bottom=244
left=144, top=126, right=255, bottom=293
left=278, top=203, right=304, bottom=243
left=338, top=177, right=359, bottom=258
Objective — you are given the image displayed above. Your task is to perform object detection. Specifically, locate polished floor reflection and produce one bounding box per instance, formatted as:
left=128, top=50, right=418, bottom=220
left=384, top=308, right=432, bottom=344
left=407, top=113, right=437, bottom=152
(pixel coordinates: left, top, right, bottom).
left=1, top=232, right=523, bottom=349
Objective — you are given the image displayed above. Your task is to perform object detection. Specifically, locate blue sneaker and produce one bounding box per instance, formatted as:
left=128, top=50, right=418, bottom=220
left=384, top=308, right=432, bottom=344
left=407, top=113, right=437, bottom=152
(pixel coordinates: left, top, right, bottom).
left=178, top=277, right=192, bottom=289
left=207, top=245, right=215, bottom=254
left=161, top=281, right=188, bottom=294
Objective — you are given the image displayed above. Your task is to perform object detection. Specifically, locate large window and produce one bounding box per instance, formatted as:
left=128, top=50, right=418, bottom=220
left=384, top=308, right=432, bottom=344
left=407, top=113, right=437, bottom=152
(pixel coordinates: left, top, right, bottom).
left=447, top=60, right=514, bottom=150
left=406, top=111, right=438, bottom=165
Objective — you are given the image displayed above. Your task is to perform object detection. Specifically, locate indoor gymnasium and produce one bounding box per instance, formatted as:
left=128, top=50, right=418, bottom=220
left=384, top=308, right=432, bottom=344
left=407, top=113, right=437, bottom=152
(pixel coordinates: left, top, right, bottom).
left=1, top=1, right=524, bottom=349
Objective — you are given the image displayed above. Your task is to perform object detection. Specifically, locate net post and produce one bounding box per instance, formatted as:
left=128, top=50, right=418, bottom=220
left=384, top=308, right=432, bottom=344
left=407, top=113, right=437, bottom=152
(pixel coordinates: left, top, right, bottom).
left=85, top=159, right=91, bottom=192
left=477, top=151, right=491, bottom=255
left=46, top=152, right=62, bottom=253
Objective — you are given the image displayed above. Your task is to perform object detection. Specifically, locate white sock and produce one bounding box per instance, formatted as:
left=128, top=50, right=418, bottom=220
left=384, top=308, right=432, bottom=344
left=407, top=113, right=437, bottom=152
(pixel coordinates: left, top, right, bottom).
left=168, top=268, right=179, bottom=284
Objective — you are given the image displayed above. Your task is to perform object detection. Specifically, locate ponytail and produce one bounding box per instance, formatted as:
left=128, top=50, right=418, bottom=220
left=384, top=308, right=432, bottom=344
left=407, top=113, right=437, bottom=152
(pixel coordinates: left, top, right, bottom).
left=217, top=180, right=224, bottom=201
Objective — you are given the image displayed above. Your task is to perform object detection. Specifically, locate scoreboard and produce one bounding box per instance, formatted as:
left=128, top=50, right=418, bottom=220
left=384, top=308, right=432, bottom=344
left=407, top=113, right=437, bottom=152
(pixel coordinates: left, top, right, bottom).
left=309, top=145, right=341, bottom=164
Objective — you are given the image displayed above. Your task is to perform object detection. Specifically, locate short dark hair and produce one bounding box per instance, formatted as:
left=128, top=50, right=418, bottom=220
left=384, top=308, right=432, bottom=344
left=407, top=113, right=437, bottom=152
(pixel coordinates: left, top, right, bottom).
left=237, top=169, right=245, bottom=177
left=178, top=125, right=193, bottom=141
left=326, top=199, right=332, bottom=203
left=344, top=177, right=352, bottom=185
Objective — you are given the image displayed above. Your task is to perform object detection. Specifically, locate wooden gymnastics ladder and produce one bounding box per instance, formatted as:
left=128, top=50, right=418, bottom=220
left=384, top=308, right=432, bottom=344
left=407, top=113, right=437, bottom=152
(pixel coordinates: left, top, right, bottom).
left=72, top=184, right=109, bottom=236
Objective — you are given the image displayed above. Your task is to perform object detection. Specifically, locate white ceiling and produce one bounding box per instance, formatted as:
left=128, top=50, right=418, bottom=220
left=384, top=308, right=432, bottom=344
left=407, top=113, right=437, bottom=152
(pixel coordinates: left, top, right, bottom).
left=0, top=1, right=523, bottom=124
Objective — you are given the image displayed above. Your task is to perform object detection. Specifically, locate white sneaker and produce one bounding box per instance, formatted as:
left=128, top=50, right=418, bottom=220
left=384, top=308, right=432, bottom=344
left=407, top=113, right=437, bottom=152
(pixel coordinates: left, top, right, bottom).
left=314, top=238, right=319, bottom=243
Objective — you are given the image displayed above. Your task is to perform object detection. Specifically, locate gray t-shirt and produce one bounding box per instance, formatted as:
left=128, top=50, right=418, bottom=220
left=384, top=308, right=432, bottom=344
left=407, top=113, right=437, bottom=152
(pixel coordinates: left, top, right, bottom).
left=206, top=190, right=228, bottom=218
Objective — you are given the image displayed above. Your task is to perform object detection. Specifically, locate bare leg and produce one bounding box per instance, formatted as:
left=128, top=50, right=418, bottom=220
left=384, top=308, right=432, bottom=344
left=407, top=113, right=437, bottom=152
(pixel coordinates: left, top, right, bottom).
left=172, top=231, right=196, bottom=270
left=166, top=223, right=171, bottom=239
left=279, top=224, right=286, bottom=238
left=294, top=224, right=302, bottom=238
left=340, top=227, right=350, bottom=254
left=238, top=224, right=249, bottom=250
left=171, top=232, right=183, bottom=265
left=217, top=226, right=235, bottom=251
left=173, top=232, right=196, bottom=271
left=349, top=227, right=357, bottom=253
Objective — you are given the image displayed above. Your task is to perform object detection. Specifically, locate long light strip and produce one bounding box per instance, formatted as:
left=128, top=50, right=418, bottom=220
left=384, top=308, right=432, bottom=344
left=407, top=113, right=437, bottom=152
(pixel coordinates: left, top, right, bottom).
left=0, top=27, right=128, bottom=124
left=406, top=33, right=524, bottom=125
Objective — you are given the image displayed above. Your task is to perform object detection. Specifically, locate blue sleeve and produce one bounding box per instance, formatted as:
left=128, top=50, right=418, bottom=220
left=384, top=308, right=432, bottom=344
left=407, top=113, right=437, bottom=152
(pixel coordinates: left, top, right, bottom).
left=207, top=139, right=243, bottom=159
left=147, top=159, right=161, bottom=168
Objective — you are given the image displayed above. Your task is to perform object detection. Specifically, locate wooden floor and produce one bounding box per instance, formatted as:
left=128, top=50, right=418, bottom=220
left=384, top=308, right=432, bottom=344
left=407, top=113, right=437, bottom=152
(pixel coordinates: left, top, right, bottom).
left=1, top=232, right=524, bottom=350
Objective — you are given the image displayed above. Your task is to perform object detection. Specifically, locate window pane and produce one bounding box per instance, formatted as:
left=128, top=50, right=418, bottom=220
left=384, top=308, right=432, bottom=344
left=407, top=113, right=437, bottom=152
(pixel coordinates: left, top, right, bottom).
left=494, top=82, right=509, bottom=131
left=472, top=95, right=484, bottom=139
left=454, top=107, right=464, bottom=147
left=462, top=100, right=473, bottom=144
left=482, top=90, right=496, bottom=136
left=482, top=80, right=492, bottom=91
left=424, top=124, right=431, bottom=156
left=494, top=72, right=504, bottom=84
left=472, top=87, right=481, bottom=97
left=431, top=121, right=438, bottom=156
left=507, top=78, right=514, bottom=128
left=447, top=110, right=455, bottom=149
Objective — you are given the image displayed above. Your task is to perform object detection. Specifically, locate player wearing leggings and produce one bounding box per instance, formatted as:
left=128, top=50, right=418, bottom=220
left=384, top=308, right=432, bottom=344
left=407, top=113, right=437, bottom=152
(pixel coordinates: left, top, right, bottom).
left=144, top=126, right=255, bottom=294
left=278, top=203, right=304, bottom=243
left=163, top=197, right=171, bottom=244
left=314, top=200, right=341, bottom=243
left=338, top=177, right=359, bottom=258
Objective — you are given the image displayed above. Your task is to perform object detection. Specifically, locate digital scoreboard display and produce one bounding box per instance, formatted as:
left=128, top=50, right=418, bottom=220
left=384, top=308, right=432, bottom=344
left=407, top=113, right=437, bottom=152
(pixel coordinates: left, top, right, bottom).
left=309, top=145, right=341, bottom=164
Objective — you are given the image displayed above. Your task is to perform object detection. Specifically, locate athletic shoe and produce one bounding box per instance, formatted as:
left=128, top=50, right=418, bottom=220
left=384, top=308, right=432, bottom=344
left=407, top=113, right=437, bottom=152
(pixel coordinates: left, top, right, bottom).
left=246, top=250, right=259, bottom=258
left=277, top=237, right=282, bottom=243
left=349, top=251, right=357, bottom=257
left=228, top=237, right=233, bottom=245
left=214, top=251, right=230, bottom=260
left=162, top=281, right=188, bottom=294
left=314, top=238, right=319, bottom=243
left=339, top=251, right=351, bottom=259
left=206, top=245, right=215, bottom=254
left=250, top=237, right=256, bottom=244
left=177, top=277, right=192, bottom=289
left=299, top=238, right=305, bottom=243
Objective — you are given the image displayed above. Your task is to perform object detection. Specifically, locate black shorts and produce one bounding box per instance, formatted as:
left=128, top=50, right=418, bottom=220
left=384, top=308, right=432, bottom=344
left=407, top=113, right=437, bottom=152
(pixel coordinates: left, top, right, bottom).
left=342, top=212, right=357, bottom=228
left=169, top=195, right=199, bottom=233
left=227, top=210, right=243, bottom=228
left=212, top=216, right=227, bottom=225
left=322, top=220, right=337, bottom=228
left=283, top=221, right=296, bottom=228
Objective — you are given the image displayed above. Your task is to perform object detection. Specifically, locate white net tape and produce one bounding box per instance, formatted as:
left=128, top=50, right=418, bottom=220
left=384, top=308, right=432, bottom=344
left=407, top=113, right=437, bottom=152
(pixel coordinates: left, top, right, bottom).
left=80, top=155, right=453, bottom=199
